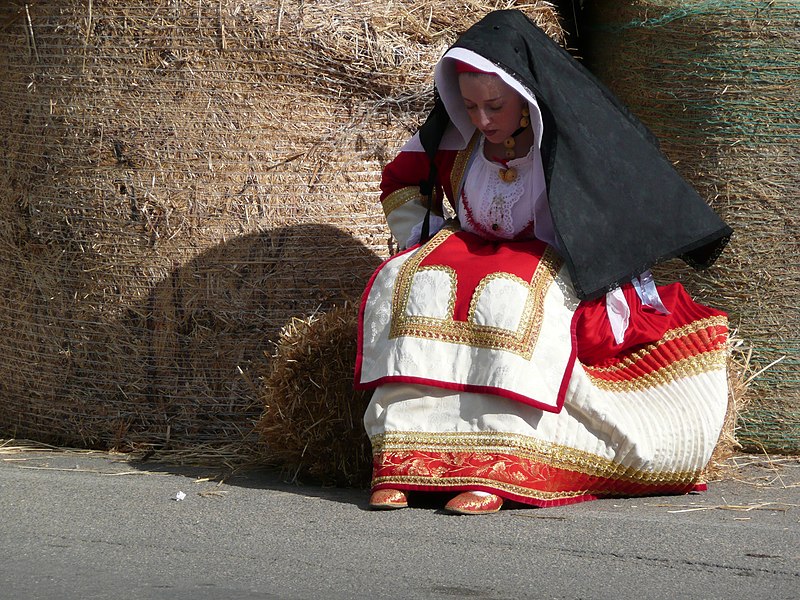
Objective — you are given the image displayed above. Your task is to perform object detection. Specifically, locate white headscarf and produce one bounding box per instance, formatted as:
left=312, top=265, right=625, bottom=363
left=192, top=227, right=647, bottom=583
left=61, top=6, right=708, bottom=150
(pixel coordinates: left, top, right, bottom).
left=401, top=48, right=545, bottom=153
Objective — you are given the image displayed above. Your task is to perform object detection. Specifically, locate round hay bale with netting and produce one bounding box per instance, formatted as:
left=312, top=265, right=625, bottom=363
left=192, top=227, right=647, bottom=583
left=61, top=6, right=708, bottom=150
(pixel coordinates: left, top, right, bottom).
left=584, top=0, right=799, bottom=453
left=0, top=1, right=564, bottom=462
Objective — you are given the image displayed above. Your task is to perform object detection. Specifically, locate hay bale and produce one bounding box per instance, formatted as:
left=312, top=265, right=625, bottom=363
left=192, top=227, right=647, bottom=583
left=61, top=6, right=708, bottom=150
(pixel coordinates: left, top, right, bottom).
left=0, top=1, right=564, bottom=460
left=256, top=304, right=372, bottom=487
left=584, top=0, right=800, bottom=452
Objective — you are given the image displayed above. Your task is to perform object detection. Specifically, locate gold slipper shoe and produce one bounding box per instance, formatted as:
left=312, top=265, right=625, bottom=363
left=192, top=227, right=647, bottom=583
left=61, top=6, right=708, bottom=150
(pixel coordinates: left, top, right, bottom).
left=444, top=491, right=503, bottom=515
left=369, top=488, right=409, bottom=510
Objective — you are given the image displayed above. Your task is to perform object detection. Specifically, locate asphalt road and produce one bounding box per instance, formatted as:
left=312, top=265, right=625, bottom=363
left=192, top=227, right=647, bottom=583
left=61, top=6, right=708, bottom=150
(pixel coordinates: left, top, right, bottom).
left=1, top=446, right=797, bottom=600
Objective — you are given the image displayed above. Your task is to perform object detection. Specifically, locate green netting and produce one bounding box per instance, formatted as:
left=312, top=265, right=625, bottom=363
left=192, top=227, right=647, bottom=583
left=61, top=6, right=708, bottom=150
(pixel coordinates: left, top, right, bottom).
left=586, top=0, right=799, bottom=452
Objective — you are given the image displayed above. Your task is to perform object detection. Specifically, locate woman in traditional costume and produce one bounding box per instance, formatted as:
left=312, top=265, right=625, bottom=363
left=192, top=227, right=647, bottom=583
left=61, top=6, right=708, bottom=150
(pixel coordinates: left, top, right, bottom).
left=354, top=10, right=732, bottom=514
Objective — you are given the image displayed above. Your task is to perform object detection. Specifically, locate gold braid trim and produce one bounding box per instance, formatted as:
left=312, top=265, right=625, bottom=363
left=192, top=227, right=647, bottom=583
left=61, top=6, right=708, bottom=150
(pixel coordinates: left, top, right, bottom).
left=388, top=227, right=563, bottom=358
left=589, top=316, right=729, bottom=374
left=585, top=349, right=729, bottom=391
left=450, top=132, right=480, bottom=195
left=382, top=187, right=421, bottom=218
left=582, top=316, right=729, bottom=392
left=370, top=431, right=704, bottom=486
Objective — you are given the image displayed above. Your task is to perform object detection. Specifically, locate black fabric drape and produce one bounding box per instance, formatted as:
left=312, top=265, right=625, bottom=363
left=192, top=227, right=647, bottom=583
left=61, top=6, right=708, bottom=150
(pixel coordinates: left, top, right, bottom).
left=418, top=10, right=731, bottom=300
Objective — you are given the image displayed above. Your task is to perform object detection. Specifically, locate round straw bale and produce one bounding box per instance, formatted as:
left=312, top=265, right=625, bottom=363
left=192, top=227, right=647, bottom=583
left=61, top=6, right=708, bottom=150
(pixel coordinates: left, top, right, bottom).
left=256, top=303, right=372, bottom=487
left=585, top=0, right=800, bottom=452
left=0, top=1, right=564, bottom=462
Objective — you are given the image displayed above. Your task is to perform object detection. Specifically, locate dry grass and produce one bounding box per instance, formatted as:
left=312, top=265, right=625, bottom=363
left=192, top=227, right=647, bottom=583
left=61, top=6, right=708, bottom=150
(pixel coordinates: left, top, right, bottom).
left=255, top=303, right=373, bottom=487
left=705, top=332, right=754, bottom=478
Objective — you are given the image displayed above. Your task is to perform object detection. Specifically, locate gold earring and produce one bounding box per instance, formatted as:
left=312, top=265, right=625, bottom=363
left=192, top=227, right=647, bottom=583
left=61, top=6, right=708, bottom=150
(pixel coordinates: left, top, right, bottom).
left=520, top=106, right=530, bottom=129
left=498, top=107, right=530, bottom=184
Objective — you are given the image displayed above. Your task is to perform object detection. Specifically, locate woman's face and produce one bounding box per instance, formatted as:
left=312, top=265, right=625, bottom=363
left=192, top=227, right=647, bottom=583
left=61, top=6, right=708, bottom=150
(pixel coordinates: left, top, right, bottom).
left=458, top=73, right=526, bottom=145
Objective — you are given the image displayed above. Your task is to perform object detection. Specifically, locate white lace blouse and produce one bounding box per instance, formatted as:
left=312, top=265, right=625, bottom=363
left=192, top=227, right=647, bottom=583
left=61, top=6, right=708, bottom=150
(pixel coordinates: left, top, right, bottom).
left=457, top=136, right=558, bottom=249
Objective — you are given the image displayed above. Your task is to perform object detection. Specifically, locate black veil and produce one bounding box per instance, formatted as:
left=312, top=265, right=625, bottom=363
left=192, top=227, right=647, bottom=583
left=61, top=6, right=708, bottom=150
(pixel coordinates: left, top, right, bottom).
left=418, top=10, right=731, bottom=300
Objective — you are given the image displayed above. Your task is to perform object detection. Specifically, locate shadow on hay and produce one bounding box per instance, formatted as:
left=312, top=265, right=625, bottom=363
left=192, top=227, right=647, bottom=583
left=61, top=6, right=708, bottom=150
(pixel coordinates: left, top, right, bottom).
left=0, top=223, right=382, bottom=480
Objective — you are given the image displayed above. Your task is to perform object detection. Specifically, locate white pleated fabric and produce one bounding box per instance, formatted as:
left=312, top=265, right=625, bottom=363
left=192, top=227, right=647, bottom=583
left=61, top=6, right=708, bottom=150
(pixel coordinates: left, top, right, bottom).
left=359, top=233, right=730, bottom=504
left=365, top=356, right=729, bottom=498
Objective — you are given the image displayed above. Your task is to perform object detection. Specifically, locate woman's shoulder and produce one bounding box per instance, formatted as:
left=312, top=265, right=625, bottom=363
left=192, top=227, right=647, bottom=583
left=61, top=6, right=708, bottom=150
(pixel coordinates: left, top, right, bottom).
left=380, top=142, right=459, bottom=199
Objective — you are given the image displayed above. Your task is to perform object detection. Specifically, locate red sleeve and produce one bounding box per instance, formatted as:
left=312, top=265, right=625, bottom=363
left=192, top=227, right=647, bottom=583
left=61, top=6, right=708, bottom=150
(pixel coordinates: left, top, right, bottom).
left=575, top=282, right=727, bottom=367
left=380, top=148, right=459, bottom=213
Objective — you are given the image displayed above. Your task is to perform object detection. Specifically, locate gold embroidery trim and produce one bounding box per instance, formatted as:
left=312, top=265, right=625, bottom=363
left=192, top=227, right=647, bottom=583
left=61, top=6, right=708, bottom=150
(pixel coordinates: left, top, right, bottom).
left=585, top=349, right=729, bottom=391
left=389, top=227, right=563, bottom=359
left=450, top=132, right=480, bottom=195
left=382, top=186, right=421, bottom=217
left=370, top=431, right=703, bottom=486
